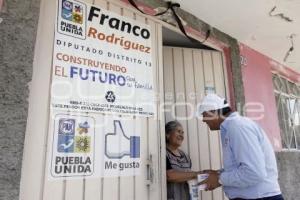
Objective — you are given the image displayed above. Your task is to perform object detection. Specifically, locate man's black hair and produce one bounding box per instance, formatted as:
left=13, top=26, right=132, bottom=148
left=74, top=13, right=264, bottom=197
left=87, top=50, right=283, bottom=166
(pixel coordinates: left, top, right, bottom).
left=217, top=106, right=232, bottom=116
left=216, top=100, right=232, bottom=116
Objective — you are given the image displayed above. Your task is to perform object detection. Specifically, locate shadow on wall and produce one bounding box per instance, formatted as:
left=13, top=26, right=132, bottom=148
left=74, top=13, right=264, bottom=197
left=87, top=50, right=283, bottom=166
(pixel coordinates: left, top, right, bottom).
left=276, top=151, right=300, bottom=200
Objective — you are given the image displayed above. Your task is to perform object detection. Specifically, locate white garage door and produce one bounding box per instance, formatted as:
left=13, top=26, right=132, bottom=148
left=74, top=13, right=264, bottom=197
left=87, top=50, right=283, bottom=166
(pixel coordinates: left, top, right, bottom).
left=163, top=46, right=229, bottom=200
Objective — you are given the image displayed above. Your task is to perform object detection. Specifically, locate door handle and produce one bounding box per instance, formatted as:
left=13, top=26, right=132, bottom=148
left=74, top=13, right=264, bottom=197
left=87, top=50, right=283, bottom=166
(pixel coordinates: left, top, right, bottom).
left=146, top=154, right=154, bottom=185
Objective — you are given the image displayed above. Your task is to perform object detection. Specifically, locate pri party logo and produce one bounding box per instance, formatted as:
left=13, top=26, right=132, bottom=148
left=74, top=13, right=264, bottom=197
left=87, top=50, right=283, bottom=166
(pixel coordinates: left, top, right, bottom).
left=57, top=119, right=91, bottom=153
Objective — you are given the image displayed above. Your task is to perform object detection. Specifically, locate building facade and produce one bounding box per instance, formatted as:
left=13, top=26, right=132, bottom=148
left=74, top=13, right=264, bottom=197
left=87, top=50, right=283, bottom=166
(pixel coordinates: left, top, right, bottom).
left=1, top=0, right=299, bottom=200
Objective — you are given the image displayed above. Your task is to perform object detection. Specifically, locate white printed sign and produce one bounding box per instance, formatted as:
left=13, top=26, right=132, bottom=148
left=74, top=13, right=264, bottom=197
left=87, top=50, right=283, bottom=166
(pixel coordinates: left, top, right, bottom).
left=51, top=0, right=155, bottom=117
left=48, top=111, right=141, bottom=179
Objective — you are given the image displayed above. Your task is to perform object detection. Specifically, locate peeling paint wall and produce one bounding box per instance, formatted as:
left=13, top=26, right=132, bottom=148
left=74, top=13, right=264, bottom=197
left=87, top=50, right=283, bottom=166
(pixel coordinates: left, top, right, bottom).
left=0, top=0, right=40, bottom=199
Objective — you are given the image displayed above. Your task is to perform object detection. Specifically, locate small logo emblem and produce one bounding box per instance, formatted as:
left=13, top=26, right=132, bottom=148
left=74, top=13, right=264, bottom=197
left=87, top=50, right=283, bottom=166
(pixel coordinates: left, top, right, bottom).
left=61, top=0, right=83, bottom=24
left=58, top=0, right=86, bottom=39
left=58, top=119, right=75, bottom=135
left=77, top=121, right=90, bottom=134
left=62, top=0, right=73, bottom=21
left=57, top=135, right=74, bottom=152
left=105, top=91, right=116, bottom=103
left=75, top=136, right=91, bottom=153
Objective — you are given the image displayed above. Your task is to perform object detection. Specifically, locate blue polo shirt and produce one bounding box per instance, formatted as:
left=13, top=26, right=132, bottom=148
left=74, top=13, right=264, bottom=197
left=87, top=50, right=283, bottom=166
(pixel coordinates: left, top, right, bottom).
left=219, top=112, right=281, bottom=199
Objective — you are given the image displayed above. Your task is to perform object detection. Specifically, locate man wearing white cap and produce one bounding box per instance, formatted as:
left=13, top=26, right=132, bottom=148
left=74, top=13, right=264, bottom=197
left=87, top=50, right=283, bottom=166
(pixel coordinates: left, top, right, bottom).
left=198, top=94, right=283, bottom=200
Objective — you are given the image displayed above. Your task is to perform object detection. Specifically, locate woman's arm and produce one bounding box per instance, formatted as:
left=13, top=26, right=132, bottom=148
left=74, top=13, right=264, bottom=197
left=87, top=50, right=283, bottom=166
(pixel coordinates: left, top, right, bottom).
left=166, top=169, right=199, bottom=183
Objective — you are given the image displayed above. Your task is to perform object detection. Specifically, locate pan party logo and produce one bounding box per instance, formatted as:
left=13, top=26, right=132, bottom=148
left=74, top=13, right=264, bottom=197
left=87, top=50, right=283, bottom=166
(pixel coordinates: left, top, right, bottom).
left=58, top=0, right=87, bottom=39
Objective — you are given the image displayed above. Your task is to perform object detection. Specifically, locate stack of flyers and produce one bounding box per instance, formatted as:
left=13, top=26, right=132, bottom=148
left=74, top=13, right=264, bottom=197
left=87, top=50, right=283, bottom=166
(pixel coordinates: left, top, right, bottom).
left=187, top=179, right=199, bottom=200
left=197, top=173, right=209, bottom=190
left=187, top=173, right=209, bottom=200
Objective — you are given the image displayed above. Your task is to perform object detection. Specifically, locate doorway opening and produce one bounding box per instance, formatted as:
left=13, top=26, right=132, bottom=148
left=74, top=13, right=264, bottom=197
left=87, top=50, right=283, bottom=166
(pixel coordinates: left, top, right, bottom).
left=162, top=27, right=228, bottom=200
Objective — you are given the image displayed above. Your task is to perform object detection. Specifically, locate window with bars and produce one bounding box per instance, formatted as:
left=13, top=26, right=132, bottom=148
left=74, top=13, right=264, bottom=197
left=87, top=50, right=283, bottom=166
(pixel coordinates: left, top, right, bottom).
left=273, top=74, right=300, bottom=150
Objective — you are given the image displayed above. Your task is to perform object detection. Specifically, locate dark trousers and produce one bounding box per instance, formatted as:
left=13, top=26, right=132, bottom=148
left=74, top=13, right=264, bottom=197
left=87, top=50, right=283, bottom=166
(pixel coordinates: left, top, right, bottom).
left=230, top=194, right=284, bottom=200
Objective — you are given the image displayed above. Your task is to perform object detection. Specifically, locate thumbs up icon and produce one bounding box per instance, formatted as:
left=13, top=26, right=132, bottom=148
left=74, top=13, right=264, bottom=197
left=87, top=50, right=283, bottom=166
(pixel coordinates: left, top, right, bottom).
left=105, top=120, right=140, bottom=159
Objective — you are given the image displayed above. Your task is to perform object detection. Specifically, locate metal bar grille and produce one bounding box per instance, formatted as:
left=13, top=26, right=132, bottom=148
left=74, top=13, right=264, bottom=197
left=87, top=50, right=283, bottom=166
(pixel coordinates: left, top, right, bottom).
left=273, top=74, right=300, bottom=150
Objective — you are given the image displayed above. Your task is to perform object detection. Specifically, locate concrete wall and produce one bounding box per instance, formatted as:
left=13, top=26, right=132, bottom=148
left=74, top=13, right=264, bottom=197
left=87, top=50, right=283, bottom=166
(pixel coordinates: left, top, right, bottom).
left=276, top=152, right=300, bottom=200
left=0, top=0, right=40, bottom=199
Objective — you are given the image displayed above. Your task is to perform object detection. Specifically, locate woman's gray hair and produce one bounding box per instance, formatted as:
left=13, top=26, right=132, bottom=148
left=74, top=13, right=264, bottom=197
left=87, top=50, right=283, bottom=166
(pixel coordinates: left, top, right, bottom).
left=165, top=121, right=182, bottom=143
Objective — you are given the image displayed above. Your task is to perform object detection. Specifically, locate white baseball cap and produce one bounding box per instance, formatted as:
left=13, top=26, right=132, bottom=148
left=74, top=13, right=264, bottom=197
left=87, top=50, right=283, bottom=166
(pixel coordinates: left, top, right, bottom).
left=197, top=94, right=230, bottom=115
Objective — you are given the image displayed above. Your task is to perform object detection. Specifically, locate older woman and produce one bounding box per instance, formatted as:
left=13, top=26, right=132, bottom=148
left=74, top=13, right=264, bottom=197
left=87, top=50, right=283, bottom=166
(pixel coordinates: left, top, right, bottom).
left=166, top=120, right=200, bottom=200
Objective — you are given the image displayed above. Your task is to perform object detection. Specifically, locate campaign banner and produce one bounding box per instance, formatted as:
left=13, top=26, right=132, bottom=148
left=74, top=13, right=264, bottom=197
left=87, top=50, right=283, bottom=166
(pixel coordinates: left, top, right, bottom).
left=48, top=111, right=142, bottom=179
left=51, top=0, right=155, bottom=117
